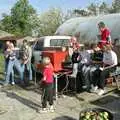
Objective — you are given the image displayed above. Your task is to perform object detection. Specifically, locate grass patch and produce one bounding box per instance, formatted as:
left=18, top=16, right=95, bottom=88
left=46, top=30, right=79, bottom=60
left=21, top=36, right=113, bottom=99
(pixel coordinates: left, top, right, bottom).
left=0, top=52, right=5, bottom=80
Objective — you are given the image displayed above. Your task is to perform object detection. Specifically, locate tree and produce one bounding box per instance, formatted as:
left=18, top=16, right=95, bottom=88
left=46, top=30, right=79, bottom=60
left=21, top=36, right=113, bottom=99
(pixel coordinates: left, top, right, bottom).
left=63, top=9, right=75, bottom=20
left=110, top=0, right=120, bottom=13
left=99, top=2, right=110, bottom=14
left=11, top=0, right=36, bottom=36
left=35, top=8, right=63, bottom=36
left=73, top=9, right=90, bottom=16
left=1, top=0, right=36, bottom=36
left=87, top=3, right=97, bottom=16
left=0, top=14, right=13, bottom=32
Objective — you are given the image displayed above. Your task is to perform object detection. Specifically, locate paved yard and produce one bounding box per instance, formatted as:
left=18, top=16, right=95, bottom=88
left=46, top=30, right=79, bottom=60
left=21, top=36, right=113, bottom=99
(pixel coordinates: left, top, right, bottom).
left=0, top=83, right=119, bottom=120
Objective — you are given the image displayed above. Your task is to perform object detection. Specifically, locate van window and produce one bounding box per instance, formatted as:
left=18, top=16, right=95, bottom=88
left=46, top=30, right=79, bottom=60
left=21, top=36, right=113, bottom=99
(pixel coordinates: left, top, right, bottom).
left=50, top=39, right=69, bottom=46
left=34, top=39, right=44, bottom=50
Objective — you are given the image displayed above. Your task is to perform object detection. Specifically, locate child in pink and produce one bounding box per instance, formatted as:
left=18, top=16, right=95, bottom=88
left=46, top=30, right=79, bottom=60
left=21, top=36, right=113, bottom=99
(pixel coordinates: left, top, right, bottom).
left=40, top=57, right=54, bottom=112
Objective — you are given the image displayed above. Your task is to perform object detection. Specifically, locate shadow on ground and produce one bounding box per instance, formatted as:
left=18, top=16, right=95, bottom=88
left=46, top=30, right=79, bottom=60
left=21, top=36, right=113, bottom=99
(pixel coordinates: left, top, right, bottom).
left=90, top=95, right=119, bottom=106
left=2, top=90, right=41, bottom=111
left=52, top=116, right=77, bottom=120
left=113, top=89, right=120, bottom=96
left=90, top=94, right=120, bottom=120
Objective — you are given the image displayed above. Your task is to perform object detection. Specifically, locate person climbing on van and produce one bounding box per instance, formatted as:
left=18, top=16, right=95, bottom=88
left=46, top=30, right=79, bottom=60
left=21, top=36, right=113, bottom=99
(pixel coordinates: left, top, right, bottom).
left=97, top=21, right=112, bottom=48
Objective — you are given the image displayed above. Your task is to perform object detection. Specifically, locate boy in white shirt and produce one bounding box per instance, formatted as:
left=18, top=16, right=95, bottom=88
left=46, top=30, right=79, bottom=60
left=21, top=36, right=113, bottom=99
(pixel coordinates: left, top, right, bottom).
left=92, top=44, right=117, bottom=95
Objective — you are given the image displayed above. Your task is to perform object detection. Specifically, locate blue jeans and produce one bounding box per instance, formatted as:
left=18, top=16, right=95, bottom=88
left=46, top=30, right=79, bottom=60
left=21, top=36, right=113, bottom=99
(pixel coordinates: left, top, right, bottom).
left=5, top=58, right=23, bottom=84
left=21, top=62, right=32, bottom=80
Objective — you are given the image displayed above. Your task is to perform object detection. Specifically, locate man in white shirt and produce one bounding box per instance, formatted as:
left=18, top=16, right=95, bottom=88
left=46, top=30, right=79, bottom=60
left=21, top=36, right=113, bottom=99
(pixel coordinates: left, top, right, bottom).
left=96, top=44, right=117, bottom=95
left=78, top=43, right=93, bottom=90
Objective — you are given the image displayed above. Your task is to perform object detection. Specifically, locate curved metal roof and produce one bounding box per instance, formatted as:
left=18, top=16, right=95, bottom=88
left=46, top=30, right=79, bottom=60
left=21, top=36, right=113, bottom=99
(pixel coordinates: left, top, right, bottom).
left=55, top=13, right=120, bottom=43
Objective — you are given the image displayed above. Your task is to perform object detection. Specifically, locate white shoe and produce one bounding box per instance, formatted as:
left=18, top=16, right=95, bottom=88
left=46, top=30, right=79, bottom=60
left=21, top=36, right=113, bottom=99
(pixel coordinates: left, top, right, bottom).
left=38, top=108, right=48, bottom=113
left=49, top=105, right=54, bottom=112
left=11, top=82, right=15, bottom=85
left=90, top=86, right=98, bottom=93
left=82, top=85, right=87, bottom=89
left=97, top=89, right=105, bottom=96
left=69, top=74, right=76, bottom=78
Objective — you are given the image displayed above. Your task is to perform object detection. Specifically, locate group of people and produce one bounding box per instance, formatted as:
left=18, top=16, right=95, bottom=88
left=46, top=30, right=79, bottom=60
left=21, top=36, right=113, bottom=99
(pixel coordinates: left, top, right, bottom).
left=75, top=43, right=117, bottom=95
left=4, top=40, right=55, bottom=113
left=37, top=21, right=118, bottom=113
left=2, top=21, right=118, bottom=113
left=4, top=39, right=32, bottom=86
left=70, top=21, right=117, bottom=96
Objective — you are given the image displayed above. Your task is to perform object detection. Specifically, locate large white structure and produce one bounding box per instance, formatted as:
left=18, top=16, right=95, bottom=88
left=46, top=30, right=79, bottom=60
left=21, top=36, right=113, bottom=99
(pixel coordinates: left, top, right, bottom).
left=55, top=13, right=120, bottom=43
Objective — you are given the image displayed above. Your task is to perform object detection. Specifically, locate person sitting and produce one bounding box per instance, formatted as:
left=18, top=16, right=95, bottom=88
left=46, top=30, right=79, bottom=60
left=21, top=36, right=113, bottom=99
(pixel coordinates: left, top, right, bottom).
left=78, top=42, right=93, bottom=89
left=82, top=43, right=103, bottom=90
left=88, top=44, right=103, bottom=92
left=91, top=44, right=117, bottom=95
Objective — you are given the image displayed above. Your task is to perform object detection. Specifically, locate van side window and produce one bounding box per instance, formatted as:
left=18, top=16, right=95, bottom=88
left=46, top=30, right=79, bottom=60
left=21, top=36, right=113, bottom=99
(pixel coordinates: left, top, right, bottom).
left=50, top=39, right=69, bottom=46
left=34, top=39, right=44, bottom=50
left=62, top=39, right=69, bottom=46
left=50, top=39, right=58, bottom=46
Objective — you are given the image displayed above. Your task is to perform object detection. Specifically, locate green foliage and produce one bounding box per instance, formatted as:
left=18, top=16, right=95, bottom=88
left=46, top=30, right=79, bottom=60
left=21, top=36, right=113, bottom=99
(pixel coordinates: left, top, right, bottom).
left=1, top=14, right=13, bottom=32
left=11, top=0, right=36, bottom=36
left=72, top=1, right=120, bottom=17
left=110, top=0, right=120, bottom=13
left=0, top=52, right=5, bottom=80
left=0, top=2, right=63, bottom=37
left=73, top=9, right=90, bottom=16
left=99, top=2, right=109, bottom=14
left=1, top=0, right=36, bottom=36
left=87, top=3, right=97, bottom=16
left=34, top=8, right=63, bottom=36
left=87, top=2, right=110, bottom=15
left=1, top=0, right=120, bottom=37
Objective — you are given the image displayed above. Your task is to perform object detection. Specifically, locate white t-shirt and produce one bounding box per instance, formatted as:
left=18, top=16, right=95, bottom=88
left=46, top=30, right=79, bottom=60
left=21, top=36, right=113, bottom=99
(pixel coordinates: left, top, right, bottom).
left=103, top=50, right=117, bottom=66
left=80, top=50, right=93, bottom=64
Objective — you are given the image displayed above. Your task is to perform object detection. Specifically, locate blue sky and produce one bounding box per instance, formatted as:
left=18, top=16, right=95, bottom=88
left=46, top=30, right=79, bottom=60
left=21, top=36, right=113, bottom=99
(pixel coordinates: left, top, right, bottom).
left=0, top=0, right=112, bottom=18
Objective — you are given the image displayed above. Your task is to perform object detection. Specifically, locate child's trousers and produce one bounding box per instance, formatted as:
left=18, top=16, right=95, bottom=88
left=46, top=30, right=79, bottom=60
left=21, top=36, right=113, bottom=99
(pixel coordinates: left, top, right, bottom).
left=42, top=83, right=53, bottom=108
